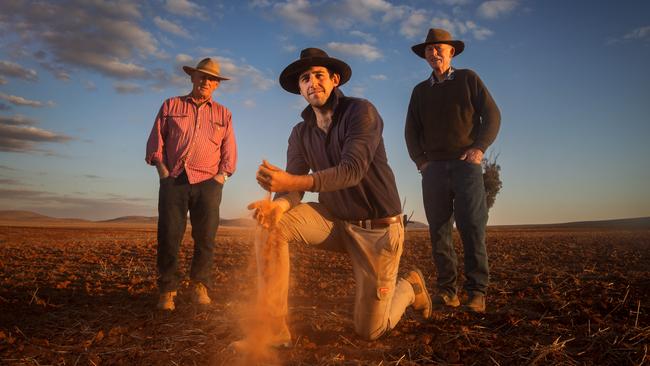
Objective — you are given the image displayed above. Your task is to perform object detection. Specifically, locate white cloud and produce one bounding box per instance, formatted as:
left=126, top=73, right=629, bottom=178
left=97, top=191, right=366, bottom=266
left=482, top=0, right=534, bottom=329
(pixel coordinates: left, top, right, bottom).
left=350, top=30, right=377, bottom=43
left=0, top=115, right=38, bottom=126
left=327, top=42, right=383, bottom=62
left=153, top=16, right=191, bottom=38
left=400, top=10, right=428, bottom=39
left=0, top=76, right=6, bottom=85
left=165, top=0, right=207, bottom=19
left=477, top=0, right=518, bottom=19
left=0, top=116, right=73, bottom=153
left=371, top=74, right=387, bottom=80
left=431, top=17, right=493, bottom=40
left=273, top=0, right=319, bottom=35
left=243, top=99, right=256, bottom=108
left=0, top=92, right=54, bottom=108
left=0, top=60, right=38, bottom=81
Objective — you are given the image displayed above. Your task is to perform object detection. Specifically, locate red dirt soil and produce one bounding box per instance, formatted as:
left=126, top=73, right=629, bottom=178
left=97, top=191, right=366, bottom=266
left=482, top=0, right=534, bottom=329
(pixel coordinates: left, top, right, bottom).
left=0, top=224, right=648, bottom=365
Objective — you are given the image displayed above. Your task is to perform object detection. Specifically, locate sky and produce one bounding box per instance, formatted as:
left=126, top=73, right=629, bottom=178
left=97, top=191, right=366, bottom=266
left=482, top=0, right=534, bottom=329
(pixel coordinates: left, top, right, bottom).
left=0, top=0, right=649, bottom=225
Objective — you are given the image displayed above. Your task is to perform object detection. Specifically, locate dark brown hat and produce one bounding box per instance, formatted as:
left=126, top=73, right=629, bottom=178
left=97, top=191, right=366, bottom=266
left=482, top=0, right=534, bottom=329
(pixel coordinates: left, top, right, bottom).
left=279, top=48, right=351, bottom=94
left=182, top=58, right=230, bottom=80
left=411, top=28, right=465, bottom=58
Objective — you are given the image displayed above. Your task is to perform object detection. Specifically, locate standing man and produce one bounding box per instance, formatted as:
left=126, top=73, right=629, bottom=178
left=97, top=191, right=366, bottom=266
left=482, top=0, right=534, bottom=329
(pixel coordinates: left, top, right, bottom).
left=146, top=58, right=237, bottom=311
left=405, top=29, right=501, bottom=313
left=237, top=48, right=431, bottom=348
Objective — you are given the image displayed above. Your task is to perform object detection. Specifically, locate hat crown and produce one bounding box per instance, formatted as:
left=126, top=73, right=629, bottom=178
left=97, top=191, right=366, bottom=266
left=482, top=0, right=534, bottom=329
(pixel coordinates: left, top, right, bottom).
left=195, top=58, right=220, bottom=75
left=425, top=28, right=454, bottom=43
left=300, top=47, right=329, bottom=60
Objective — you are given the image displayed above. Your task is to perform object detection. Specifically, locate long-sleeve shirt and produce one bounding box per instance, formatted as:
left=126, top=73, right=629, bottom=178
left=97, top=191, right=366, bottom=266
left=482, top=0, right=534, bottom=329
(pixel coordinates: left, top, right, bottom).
left=405, top=68, right=501, bottom=168
left=276, top=89, right=401, bottom=221
left=145, top=95, right=237, bottom=184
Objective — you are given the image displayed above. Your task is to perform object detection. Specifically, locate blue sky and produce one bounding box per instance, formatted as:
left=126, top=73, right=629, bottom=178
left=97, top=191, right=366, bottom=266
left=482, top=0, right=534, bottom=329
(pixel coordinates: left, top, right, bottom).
left=1, top=0, right=649, bottom=225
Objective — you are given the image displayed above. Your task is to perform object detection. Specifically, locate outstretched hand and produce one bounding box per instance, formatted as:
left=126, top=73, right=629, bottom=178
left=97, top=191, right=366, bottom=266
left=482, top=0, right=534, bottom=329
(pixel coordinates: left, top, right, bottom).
left=247, top=197, right=288, bottom=229
left=256, top=160, right=314, bottom=193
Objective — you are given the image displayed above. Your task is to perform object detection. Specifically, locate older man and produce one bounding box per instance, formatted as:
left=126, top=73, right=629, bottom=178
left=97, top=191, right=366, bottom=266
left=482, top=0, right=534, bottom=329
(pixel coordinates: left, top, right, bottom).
left=405, top=29, right=501, bottom=313
left=145, top=58, right=237, bottom=311
left=234, top=48, right=431, bottom=349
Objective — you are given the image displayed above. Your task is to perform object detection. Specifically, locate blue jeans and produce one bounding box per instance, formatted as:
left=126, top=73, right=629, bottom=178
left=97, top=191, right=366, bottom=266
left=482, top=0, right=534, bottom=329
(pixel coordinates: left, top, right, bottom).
left=421, top=160, right=488, bottom=296
left=157, top=172, right=223, bottom=293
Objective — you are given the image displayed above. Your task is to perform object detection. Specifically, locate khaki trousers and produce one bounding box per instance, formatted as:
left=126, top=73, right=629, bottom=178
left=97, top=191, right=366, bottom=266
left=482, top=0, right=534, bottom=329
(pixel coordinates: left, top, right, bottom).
left=255, top=203, right=415, bottom=341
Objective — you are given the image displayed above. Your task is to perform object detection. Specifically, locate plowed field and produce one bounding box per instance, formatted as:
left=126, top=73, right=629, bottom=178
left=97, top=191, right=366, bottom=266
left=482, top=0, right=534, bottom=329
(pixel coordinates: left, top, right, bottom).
left=1, top=225, right=648, bottom=365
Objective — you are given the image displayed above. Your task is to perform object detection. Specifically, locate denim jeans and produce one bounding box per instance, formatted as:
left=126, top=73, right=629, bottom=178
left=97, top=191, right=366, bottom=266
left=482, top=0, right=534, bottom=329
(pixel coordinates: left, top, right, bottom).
left=157, top=172, right=223, bottom=293
left=421, top=160, right=488, bottom=296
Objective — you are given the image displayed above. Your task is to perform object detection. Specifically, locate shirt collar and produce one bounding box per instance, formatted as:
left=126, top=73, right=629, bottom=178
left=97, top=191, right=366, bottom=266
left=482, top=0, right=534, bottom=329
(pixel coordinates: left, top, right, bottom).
left=183, top=93, right=214, bottom=107
left=300, top=88, right=343, bottom=124
left=429, top=66, right=455, bottom=86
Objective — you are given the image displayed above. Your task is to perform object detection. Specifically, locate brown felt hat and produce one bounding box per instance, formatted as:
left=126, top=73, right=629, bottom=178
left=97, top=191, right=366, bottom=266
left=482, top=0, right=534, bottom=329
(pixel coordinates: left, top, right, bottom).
left=182, top=57, right=230, bottom=81
left=411, top=28, right=465, bottom=58
left=279, top=48, right=351, bottom=94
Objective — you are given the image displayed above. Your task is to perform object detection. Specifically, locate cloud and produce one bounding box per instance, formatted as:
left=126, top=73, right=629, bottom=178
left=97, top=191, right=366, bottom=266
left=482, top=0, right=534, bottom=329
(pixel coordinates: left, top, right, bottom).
left=431, top=17, right=494, bottom=40
left=350, top=30, right=377, bottom=43
left=371, top=74, right=387, bottom=80
left=0, top=178, right=21, bottom=185
left=114, top=82, right=144, bottom=94
left=242, top=99, right=256, bottom=108
left=83, top=174, right=101, bottom=179
left=0, top=115, right=38, bottom=126
left=165, top=0, right=207, bottom=20
left=84, top=80, right=97, bottom=91
left=623, top=26, right=650, bottom=41
left=154, top=16, right=191, bottom=38
left=215, top=56, right=274, bottom=91
left=0, top=103, right=10, bottom=111
left=0, top=60, right=38, bottom=81
left=0, top=115, right=73, bottom=153
left=273, top=0, right=319, bottom=35
left=327, top=42, right=383, bottom=62
left=477, top=0, right=518, bottom=19
left=400, top=10, right=428, bottom=39
left=0, top=77, right=5, bottom=85
left=0, top=92, right=54, bottom=108
left=0, top=1, right=162, bottom=80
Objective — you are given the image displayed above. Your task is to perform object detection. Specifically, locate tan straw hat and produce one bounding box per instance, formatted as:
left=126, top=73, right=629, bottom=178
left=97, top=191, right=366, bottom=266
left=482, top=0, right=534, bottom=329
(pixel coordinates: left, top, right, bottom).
left=182, top=58, right=230, bottom=80
left=411, top=28, right=465, bottom=58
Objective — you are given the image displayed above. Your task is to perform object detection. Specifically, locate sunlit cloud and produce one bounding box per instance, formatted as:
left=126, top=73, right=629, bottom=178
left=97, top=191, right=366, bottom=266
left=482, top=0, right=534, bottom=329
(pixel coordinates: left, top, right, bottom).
left=350, top=30, right=377, bottom=43
left=0, top=1, right=162, bottom=80
left=371, top=74, right=388, bottom=80
left=273, top=0, right=319, bottom=35
left=623, top=25, right=650, bottom=41
left=154, top=16, right=191, bottom=38
left=400, top=10, right=428, bottom=39
left=477, top=0, right=519, bottom=19
left=0, top=60, right=38, bottom=81
left=243, top=99, right=256, bottom=108
left=0, top=178, right=21, bottom=185
left=327, top=42, right=383, bottom=62
left=0, top=114, right=73, bottom=153
left=165, top=0, right=208, bottom=20
left=430, top=17, right=493, bottom=40
left=0, top=92, right=55, bottom=108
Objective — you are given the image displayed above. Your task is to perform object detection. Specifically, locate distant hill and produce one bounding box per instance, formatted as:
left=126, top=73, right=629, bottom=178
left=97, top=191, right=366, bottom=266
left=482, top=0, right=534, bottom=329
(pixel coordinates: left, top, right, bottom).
left=494, top=217, right=650, bottom=230
left=99, top=216, right=158, bottom=224
left=0, top=210, right=88, bottom=223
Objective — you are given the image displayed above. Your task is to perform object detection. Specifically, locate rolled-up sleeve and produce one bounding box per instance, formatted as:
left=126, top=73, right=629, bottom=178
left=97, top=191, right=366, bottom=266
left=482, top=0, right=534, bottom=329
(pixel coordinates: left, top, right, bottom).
left=274, top=125, right=310, bottom=208
left=218, top=110, right=237, bottom=176
left=311, top=101, right=381, bottom=192
left=145, top=101, right=167, bottom=165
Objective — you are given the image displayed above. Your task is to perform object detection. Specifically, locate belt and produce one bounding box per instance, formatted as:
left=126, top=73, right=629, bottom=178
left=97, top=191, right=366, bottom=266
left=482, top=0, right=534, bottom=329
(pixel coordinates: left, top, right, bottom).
left=348, top=214, right=402, bottom=230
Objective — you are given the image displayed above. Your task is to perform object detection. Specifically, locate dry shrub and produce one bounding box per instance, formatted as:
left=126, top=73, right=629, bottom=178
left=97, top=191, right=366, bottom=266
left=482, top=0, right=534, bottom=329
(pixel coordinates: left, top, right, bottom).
left=482, top=154, right=503, bottom=210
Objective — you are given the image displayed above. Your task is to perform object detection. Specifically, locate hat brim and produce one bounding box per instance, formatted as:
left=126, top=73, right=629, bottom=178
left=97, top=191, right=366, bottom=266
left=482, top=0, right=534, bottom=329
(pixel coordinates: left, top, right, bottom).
left=183, top=66, right=230, bottom=81
left=279, top=57, right=351, bottom=94
left=411, top=40, right=464, bottom=58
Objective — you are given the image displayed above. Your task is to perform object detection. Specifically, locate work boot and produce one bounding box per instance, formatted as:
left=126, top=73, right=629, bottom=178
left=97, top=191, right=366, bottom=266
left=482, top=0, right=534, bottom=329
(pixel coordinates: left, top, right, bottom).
left=431, top=292, right=460, bottom=309
left=229, top=317, right=292, bottom=353
left=192, top=282, right=211, bottom=305
left=465, top=293, right=486, bottom=313
left=403, top=268, right=432, bottom=319
left=157, top=291, right=177, bottom=311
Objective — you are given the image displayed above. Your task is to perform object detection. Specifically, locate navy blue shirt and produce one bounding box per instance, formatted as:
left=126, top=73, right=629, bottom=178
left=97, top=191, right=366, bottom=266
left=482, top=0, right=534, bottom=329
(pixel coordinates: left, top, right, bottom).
left=276, top=89, right=401, bottom=221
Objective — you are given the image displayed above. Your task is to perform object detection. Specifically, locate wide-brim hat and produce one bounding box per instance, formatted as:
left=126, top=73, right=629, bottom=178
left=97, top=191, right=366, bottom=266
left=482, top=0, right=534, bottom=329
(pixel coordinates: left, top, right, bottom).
left=183, top=57, right=229, bottom=81
left=411, top=28, right=465, bottom=58
left=279, top=48, right=351, bottom=94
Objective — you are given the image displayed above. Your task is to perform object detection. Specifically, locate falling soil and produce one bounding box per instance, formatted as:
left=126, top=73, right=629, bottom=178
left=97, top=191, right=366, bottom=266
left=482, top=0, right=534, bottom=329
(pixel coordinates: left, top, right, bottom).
left=0, top=225, right=648, bottom=365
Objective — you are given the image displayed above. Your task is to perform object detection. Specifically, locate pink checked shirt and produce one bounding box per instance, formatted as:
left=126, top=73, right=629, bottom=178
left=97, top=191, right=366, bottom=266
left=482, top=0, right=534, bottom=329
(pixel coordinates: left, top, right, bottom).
left=145, top=95, right=237, bottom=184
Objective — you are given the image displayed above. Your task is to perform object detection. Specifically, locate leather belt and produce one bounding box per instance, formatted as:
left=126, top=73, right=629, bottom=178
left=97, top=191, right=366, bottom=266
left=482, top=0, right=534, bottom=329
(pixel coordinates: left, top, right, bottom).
left=348, top=214, right=402, bottom=230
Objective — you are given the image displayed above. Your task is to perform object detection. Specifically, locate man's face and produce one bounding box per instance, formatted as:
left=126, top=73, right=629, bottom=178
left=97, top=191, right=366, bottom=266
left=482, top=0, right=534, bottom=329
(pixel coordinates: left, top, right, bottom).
left=425, top=43, right=455, bottom=74
left=298, top=66, right=340, bottom=107
left=191, top=71, right=220, bottom=99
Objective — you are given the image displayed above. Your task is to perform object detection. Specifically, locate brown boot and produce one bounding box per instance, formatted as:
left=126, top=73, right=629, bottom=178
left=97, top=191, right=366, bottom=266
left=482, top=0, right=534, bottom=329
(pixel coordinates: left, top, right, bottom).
left=431, top=292, right=460, bottom=309
left=464, top=293, right=486, bottom=313
left=157, top=291, right=177, bottom=311
left=192, top=282, right=211, bottom=305
left=403, top=269, right=432, bottom=319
